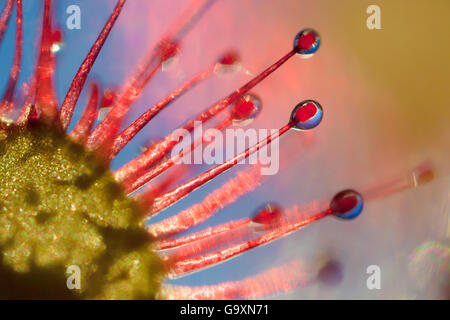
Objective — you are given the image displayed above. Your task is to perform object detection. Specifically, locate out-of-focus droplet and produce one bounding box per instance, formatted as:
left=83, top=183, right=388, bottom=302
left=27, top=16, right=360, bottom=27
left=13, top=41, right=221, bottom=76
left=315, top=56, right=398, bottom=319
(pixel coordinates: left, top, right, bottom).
left=231, top=93, right=262, bottom=126
left=96, top=88, right=118, bottom=122
left=412, top=162, right=435, bottom=186
left=330, top=189, right=364, bottom=219
left=290, top=100, right=323, bottom=130
left=157, top=38, right=180, bottom=71
left=100, top=88, right=117, bottom=108
left=293, top=28, right=320, bottom=57
left=215, top=51, right=241, bottom=75
left=251, top=203, right=283, bottom=226
left=317, top=259, right=344, bottom=286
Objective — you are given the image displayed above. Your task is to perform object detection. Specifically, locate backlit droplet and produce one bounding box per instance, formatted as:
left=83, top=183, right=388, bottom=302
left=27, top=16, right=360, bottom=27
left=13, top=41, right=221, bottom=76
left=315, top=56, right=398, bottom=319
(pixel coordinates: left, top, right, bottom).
left=330, top=189, right=364, bottom=220
left=290, top=100, right=323, bottom=130
left=51, top=29, right=63, bottom=53
left=231, top=93, right=261, bottom=125
left=293, top=29, right=320, bottom=56
left=251, top=203, right=283, bottom=226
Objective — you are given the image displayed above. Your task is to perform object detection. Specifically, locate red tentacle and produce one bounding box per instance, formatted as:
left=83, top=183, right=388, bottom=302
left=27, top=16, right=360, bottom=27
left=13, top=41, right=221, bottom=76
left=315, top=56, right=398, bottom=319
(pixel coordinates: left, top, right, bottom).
left=161, top=261, right=310, bottom=299
left=85, top=0, right=216, bottom=153
left=137, top=164, right=189, bottom=206
left=363, top=161, right=435, bottom=201
left=114, top=50, right=295, bottom=184
left=69, top=82, right=99, bottom=144
left=155, top=218, right=250, bottom=251
left=0, top=0, right=22, bottom=115
left=147, top=165, right=262, bottom=239
left=34, top=0, right=58, bottom=123
left=150, top=125, right=291, bottom=215
left=127, top=116, right=233, bottom=192
left=0, top=0, right=14, bottom=46
left=158, top=219, right=252, bottom=263
left=84, top=38, right=174, bottom=158
left=17, top=103, right=38, bottom=125
left=59, top=0, right=126, bottom=130
left=167, top=0, right=218, bottom=40
left=110, top=64, right=214, bottom=159
left=167, top=209, right=331, bottom=278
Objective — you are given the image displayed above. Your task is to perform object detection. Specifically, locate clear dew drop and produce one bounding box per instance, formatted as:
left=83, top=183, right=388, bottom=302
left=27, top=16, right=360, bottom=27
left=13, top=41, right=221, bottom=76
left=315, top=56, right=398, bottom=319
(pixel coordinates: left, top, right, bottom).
left=251, top=203, right=283, bottom=226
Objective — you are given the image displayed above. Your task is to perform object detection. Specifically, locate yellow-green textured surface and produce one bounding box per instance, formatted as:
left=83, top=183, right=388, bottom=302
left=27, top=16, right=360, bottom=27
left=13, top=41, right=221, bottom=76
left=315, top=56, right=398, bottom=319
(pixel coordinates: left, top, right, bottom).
left=0, top=120, right=163, bottom=299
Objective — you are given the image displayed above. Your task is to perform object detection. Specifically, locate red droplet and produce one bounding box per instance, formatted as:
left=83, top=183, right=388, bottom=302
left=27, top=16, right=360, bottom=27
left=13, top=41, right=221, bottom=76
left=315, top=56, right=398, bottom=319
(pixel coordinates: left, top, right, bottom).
left=231, top=96, right=258, bottom=120
left=251, top=205, right=283, bottom=226
left=296, top=31, right=317, bottom=52
left=330, top=193, right=358, bottom=213
left=51, top=29, right=62, bottom=45
left=156, top=38, right=179, bottom=62
left=294, top=102, right=317, bottom=123
left=101, top=89, right=117, bottom=108
left=219, top=51, right=239, bottom=65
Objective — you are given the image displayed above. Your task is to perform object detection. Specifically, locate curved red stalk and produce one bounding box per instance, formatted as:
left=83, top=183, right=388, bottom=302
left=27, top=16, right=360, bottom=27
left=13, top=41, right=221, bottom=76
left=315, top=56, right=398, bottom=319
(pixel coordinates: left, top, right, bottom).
left=34, top=0, right=58, bottom=123
left=0, top=0, right=14, bottom=45
left=128, top=116, right=232, bottom=192
left=167, top=208, right=331, bottom=278
left=150, top=124, right=292, bottom=215
left=69, top=82, right=99, bottom=144
left=161, top=260, right=310, bottom=299
left=114, top=50, right=296, bottom=184
left=147, top=165, right=262, bottom=239
left=110, top=64, right=215, bottom=159
left=59, top=0, right=126, bottom=130
left=0, top=0, right=22, bottom=115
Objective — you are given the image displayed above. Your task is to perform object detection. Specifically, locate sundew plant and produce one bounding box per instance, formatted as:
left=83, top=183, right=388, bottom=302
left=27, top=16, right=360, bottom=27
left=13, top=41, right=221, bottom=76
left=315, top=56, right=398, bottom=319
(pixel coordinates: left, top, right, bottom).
left=0, top=0, right=448, bottom=299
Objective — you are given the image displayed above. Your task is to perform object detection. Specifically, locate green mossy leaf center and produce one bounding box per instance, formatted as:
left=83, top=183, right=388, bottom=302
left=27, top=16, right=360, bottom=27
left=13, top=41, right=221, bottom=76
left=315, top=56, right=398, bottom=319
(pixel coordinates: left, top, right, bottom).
left=0, top=121, right=163, bottom=299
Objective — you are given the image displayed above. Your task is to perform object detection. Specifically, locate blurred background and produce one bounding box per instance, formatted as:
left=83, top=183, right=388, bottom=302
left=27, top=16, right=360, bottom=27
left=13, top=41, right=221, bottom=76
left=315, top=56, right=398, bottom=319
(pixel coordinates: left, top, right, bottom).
left=0, top=0, right=448, bottom=299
